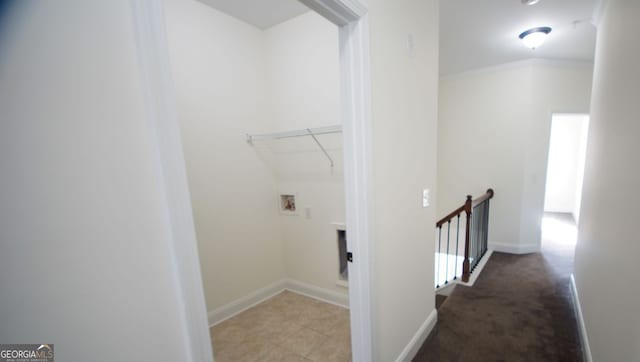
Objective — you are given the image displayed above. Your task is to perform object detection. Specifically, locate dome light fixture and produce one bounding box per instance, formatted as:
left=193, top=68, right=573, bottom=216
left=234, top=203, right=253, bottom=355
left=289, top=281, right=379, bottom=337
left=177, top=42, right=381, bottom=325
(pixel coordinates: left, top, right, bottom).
left=521, top=0, right=541, bottom=5
left=519, top=26, right=552, bottom=49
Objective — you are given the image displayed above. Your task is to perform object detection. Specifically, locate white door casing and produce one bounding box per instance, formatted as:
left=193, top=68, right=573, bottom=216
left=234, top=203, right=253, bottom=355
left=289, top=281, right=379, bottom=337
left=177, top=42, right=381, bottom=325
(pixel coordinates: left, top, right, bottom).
left=129, top=0, right=374, bottom=360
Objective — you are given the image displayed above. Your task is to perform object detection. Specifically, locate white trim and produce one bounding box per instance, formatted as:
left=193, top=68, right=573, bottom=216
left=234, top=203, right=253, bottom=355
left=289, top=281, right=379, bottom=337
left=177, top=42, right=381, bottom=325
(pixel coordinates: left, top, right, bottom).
left=435, top=283, right=456, bottom=296
left=591, top=0, right=609, bottom=27
left=570, top=274, right=593, bottom=362
left=129, top=2, right=213, bottom=361
left=286, top=278, right=350, bottom=309
left=395, top=309, right=438, bottom=362
left=208, top=278, right=350, bottom=327
left=298, top=0, right=367, bottom=26
left=332, top=221, right=347, bottom=231
left=440, top=58, right=594, bottom=80
left=337, top=8, right=376, bottom=362
left=434, top=250, right=493, bottom=291
left=208, top=280, right=288, bottom=326
left=489, top=241, right=540, bottom=254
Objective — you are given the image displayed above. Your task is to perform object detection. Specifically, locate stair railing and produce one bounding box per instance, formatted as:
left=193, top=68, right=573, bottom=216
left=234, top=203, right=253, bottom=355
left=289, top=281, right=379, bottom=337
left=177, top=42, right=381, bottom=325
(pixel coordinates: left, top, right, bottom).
left=436, top=189, right=494, bottom=287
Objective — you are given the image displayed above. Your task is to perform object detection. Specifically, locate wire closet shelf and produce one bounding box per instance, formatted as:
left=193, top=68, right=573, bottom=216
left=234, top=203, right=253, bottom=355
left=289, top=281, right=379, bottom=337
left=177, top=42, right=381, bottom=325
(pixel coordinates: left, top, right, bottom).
left=246, top=125, right=342, bottom=167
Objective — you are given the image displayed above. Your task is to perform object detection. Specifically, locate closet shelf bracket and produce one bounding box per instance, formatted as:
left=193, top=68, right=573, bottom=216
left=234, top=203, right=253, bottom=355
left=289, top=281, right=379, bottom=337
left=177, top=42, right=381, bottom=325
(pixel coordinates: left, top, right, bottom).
left=307, top=128, right=334, bottom=167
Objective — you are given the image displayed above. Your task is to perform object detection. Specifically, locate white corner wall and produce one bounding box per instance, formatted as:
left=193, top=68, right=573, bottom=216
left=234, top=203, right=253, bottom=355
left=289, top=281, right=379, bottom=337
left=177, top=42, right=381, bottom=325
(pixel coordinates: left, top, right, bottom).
left=438, top=60, right=592, bottom=252
left=368, top=0, right=440, bottom=360
left=165, top=0, right=286, bottom=311
left=0, top=1, right=196, bottom=360
left=264, top=12, right=347, bottom=297
left=574, top=0, right=640, bottom=360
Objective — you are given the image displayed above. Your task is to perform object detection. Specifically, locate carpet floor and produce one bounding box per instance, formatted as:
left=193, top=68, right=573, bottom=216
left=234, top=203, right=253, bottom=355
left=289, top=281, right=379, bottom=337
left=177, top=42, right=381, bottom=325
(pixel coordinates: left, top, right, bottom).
left=414, top=249, right=583, bottom=361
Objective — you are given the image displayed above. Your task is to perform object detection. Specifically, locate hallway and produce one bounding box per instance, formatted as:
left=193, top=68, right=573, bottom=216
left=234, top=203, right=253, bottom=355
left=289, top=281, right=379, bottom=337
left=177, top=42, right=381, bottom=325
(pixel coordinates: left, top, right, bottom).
left=414, top=214, right=582, bottom=361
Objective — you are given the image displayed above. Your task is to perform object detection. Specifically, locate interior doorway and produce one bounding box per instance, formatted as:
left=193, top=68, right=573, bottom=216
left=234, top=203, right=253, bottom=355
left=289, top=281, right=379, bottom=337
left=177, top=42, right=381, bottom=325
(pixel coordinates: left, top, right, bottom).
left=133, top=0, right=373, bottom=360
left=542, top=113, right=590, bottom=249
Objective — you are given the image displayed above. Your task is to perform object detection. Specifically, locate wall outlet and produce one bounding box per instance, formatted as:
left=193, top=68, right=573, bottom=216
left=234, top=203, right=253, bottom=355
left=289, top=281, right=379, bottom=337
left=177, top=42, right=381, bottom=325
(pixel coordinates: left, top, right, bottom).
left=422, top=189, right=430, bottom=208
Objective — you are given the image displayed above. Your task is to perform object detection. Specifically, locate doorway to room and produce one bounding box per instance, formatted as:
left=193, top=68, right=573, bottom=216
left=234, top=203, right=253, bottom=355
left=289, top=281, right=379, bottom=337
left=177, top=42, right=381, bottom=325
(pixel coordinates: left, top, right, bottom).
left=542, top=113, right=590, bottom=251
left=147, top=0, right=373, bottom=360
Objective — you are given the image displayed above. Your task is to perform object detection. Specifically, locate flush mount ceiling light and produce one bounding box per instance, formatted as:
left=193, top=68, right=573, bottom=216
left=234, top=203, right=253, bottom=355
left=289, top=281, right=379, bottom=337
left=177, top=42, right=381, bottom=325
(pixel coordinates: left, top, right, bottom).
left=519, top=26, right=552, bottom=49
left=521, top=0, right=541, bottom=5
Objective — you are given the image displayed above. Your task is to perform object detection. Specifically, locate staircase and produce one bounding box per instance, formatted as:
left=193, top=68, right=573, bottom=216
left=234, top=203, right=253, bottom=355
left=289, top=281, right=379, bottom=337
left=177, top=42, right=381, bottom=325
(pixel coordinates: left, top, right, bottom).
left=435, top=189, right=494, bottom=289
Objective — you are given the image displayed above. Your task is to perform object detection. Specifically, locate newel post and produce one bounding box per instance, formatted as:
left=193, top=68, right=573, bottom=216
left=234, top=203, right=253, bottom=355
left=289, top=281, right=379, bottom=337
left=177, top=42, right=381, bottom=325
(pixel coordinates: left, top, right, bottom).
left=462, top=195, right=473, bottom=282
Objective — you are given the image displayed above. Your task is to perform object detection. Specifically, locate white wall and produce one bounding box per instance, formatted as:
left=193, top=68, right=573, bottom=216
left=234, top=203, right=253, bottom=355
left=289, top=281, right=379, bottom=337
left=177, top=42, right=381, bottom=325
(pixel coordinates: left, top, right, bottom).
left=438, top=60, right=592, bottom=251
left=0, top=1, right=198, bottom=360
left=368, top=0, right=440, bottom=360
left=544, top=114, right=589, bottom=217
left=165, top=0, right=286, bottom=311
left=574, top=0, right=640, bottom=360
left=264, top=12, right=346, bottom=296
left=438, top=65, right=532, bottom=250
left=573, top=115, right=589, bottom=222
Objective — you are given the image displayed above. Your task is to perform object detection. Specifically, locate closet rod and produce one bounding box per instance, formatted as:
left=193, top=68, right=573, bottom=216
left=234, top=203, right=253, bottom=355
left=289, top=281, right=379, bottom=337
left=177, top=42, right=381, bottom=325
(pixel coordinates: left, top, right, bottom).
left=246, top=125, right=341, bottom=167
left=246, top=125, right=341, bottom=143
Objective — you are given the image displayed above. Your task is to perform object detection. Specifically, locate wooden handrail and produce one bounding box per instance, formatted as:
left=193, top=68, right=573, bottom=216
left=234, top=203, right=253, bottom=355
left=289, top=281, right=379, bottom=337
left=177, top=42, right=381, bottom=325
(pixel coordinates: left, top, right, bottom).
left=472, top=188, right=494, bottom=208
left=436, top=204, right=466, bottom=228
left=436, top=189, right=494, bottom=227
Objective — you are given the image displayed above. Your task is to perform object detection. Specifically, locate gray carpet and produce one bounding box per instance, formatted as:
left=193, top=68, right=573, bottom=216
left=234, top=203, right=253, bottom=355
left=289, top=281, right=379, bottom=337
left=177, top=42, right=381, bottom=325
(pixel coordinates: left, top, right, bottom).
left=414, top=251, right=583, bottom=361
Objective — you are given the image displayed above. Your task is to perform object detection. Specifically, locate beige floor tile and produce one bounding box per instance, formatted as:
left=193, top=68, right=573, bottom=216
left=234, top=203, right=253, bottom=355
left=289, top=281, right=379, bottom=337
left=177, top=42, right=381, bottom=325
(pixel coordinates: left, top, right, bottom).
left=306, top=333, right=352, bottom=362
left=253, top=344, right=309, bottom=362
left=214, top=338, right=274, bottom=362
left=213, top=342, right=250, bottom=361
left=279, top=351, right=311, bottom=362
left=212, top=323, right=249, bottom=345
left=211, top=336, right=238, bottom=357
left=304, top=311, right=347, bottom=336
left=264, top=320, right=305, bottom=345
left=211, top=291, right=351, bottom=361
left=332, top=319, right=351, bottom=342
left=277, top=327, right=328, bottom=357
left=295, top=305, right=333, bottom=326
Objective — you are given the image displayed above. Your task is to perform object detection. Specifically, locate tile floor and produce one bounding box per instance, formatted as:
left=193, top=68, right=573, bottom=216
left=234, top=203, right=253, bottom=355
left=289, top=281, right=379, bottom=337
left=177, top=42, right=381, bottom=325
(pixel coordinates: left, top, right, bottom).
left=211, top=291, right=351, bottom=362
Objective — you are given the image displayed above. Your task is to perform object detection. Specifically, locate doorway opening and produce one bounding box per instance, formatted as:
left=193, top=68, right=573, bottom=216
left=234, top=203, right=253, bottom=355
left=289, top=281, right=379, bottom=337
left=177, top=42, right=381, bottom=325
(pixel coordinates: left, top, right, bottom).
left=542, top=113, right=589, bottom=252
left=147, top=0, right=372, bottom=360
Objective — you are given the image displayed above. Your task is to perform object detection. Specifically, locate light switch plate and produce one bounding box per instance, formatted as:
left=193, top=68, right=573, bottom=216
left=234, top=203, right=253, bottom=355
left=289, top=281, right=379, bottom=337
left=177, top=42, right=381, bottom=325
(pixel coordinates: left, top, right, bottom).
left=422, top=189, right=430, bottom=208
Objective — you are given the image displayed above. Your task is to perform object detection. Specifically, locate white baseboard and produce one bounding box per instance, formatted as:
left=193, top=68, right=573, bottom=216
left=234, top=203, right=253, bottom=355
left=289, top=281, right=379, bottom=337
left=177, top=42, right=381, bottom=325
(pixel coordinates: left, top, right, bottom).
left=208, top=278, right=350, bottom=326
left=208, top=279, right=287, bottom=326
left=435, top=250, right=494, bottom=293
left=395, top=309, right=438, bottom=362
left=570, top=274, right=593, bottom=362
left=435, top=282, right=456, bottom=296
left=489, top=241, right=540, bottom=254
left=285, top=278, right=350, bottom=309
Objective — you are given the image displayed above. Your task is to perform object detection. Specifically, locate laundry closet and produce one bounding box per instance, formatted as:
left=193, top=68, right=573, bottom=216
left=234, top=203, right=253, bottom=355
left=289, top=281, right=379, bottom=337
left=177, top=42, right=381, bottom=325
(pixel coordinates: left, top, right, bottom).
left=165, top=0, right=350, bottom=358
